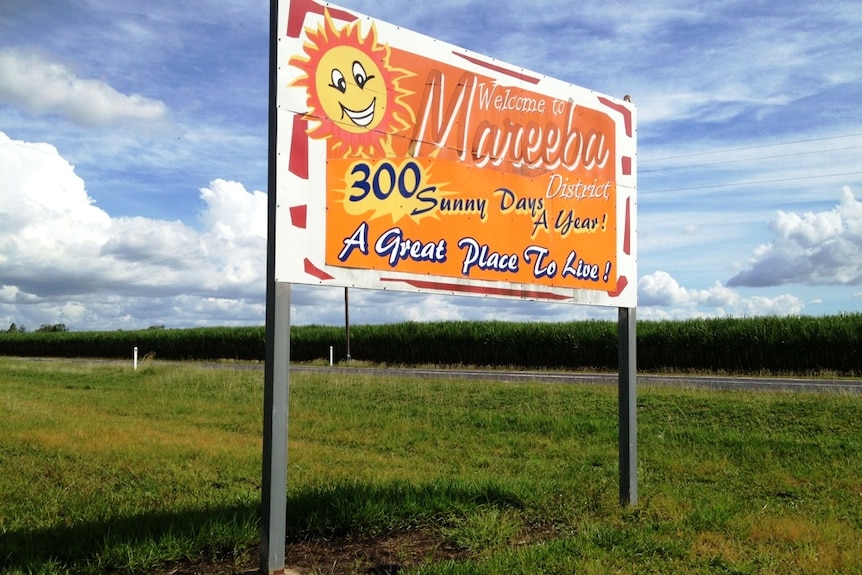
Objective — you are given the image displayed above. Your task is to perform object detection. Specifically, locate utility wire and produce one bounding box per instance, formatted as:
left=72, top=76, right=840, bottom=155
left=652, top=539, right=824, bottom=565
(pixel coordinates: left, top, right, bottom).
left=641, top=145, right=862, bottom=174
left=640, top=132, right=862, bottom=164
left=642, top=171, right=862, bottom=195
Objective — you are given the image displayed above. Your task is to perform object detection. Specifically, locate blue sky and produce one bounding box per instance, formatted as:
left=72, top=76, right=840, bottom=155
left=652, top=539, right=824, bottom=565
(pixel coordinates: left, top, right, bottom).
left=1, top=0, right=861, bottom=331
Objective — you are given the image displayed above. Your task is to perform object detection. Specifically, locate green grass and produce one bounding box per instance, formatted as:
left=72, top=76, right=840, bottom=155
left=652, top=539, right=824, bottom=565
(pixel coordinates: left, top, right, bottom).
left=1, top=358, right=861, bottom=574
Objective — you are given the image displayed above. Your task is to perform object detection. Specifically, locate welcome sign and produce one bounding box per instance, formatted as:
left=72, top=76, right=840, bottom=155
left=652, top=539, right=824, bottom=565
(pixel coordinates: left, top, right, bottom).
left=275, top=0, right=637, bottom=307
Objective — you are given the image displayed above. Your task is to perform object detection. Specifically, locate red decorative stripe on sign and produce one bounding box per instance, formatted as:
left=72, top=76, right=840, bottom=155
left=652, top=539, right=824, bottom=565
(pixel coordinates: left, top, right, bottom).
left=286, top=0, right=357, bottom=38
left=624, top=196, right=631, bottom=255
left=289, top=205, right=307, bottom=228
left=608, top=275, right=629, bottom=297
left=381, top=278, right=571, bottom=300
left=597, top=96, right=632, bottom=138
left=304, top=258, right=334, bottom=280
left=452, top=52, right=541, bottom=84
left=621, top=156, right=632, bottom=176
left=289, top=115, right=309, bottom=179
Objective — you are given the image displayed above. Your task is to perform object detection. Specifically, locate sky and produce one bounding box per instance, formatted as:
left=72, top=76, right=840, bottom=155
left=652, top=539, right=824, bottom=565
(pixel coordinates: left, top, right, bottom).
left=1, top=0, right=861, bottom=331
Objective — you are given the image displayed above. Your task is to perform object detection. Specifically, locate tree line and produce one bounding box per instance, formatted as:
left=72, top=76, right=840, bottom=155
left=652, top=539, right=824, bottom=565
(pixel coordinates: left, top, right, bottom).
left=2, top=323, right=68, bottom=334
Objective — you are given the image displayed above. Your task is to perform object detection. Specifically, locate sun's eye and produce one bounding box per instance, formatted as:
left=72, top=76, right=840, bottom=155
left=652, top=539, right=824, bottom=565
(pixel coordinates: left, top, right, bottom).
left=330, top=69, right=347, bottom=93
left=352, top=60, right=375, bottom=89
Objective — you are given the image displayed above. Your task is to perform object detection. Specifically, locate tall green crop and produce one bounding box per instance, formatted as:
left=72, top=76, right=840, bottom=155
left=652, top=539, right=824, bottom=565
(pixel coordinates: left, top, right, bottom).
left=1, top=314, right=859, bottom=375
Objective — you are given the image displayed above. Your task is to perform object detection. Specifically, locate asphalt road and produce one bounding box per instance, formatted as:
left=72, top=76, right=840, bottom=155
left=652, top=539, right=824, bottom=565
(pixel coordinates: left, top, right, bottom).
left=289, top=365, right=862, bottom=394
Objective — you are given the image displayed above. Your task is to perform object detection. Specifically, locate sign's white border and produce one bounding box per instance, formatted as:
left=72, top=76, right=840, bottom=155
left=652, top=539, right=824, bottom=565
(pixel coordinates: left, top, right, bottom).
left=274, top=1, right=637, bottom=308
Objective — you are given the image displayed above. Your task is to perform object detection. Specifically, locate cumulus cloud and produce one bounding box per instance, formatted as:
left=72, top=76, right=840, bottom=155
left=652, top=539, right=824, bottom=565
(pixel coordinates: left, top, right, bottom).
left=0, top=48, right=167, bottom=126
left=639, top=271, right=734, bottom=307
left=638, top=270, right=803, bottom=317
left=728, top=187, right=862, bottom=287
left=0, top=131, right=265, bottom=329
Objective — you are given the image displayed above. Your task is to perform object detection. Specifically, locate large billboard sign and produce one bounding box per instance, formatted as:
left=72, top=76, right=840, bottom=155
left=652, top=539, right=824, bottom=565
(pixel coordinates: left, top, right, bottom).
left=275, top=1, right=637, bottom=307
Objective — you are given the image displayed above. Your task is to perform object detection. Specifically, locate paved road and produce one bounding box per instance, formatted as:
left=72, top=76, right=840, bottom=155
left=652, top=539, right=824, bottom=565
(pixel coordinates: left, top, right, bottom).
left=289, top=365, right=862, bottom=394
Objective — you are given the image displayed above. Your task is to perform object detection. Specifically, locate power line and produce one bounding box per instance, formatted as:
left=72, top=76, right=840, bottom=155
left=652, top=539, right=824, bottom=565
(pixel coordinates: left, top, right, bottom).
left=640, top=132, right=862, bottom=164
left=641, top=170, right=862, bottom=196
left=640, top=145, right=862, bottom=174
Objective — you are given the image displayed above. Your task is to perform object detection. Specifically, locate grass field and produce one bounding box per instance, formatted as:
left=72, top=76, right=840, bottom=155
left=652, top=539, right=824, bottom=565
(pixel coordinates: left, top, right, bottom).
left=1, top=357, right=860, bottom=574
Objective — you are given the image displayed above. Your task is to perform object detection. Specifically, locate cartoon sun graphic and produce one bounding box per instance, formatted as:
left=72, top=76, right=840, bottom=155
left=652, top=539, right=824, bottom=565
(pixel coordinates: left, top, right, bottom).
left=290, top=11, right=414, bottom=157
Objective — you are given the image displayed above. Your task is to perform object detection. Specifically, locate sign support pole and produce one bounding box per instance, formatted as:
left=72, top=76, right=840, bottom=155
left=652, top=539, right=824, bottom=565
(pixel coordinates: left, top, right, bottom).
left=262, top=2, right=288, bottom=572
left=261, top=283, right=290, bottom=573
left=344, top=287, right=351, bottom=361
left=618, top=306, right=638, bottom=506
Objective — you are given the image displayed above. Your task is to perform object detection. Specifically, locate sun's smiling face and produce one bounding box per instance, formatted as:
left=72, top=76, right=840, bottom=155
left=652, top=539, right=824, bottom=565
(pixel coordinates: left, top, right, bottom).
left=316, top=46, right=385, bottom=133
left=291, top=11, right=413, bottom=157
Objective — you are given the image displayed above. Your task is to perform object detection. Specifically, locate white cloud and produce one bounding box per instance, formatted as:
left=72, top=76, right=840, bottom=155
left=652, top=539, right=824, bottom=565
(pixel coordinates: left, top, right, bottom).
left=638, top=270, right=803, bottom=317
left=0, top=133, right=109, bottom=277
left=728, top=187, right=862, bottom=287
left=0, top=48, right=167, bottom=127
left=199, top=179, right=267, bottom=242
left=738, top=294, right=804, bottom=317
left=639, top=271, right=734, bottom=307
left=0, top=131, right=266, bottom=329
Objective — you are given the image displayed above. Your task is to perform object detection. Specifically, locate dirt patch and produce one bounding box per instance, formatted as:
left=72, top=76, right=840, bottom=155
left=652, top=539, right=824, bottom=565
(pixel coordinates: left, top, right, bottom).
left=285, top=530, right=469, bottom=574
left=159, top=529, right=470, bottom=575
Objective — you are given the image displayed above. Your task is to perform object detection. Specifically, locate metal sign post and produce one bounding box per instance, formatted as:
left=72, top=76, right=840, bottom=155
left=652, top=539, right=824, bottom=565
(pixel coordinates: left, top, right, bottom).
left=261, top=1, right=289, bottom=572
left=345, top=287, right=351, bottom=361
left=260, top=284, right=290, bottom=573
left=618, top=307, right=637, bottom=506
